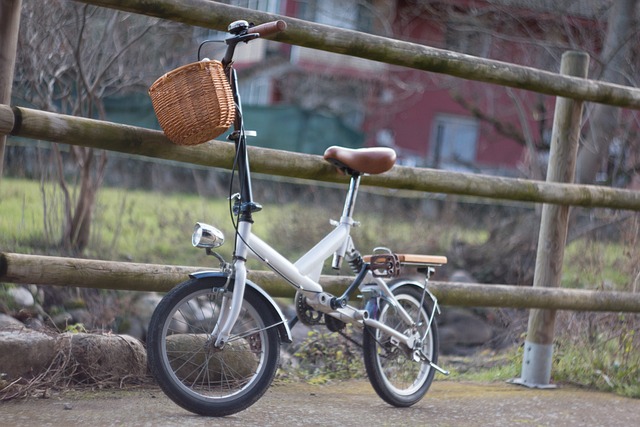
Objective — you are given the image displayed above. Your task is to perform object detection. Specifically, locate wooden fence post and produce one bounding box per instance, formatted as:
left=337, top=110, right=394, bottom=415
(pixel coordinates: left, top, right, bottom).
left=513, top=51, right=590, bottom=388
left=0, top=0, right=22, bottom=178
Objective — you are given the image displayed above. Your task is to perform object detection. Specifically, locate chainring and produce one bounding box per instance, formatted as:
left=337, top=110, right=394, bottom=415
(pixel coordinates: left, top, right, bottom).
left=295, top=291, right=323, bottom=326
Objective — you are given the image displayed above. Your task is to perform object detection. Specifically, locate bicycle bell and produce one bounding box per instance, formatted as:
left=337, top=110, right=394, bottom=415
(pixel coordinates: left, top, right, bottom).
left=228, top=20, right=250, bottom=35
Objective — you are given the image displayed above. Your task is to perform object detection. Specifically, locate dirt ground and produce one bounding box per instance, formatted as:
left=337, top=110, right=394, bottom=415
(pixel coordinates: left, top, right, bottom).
left=2, top=379, right=639, bottom=426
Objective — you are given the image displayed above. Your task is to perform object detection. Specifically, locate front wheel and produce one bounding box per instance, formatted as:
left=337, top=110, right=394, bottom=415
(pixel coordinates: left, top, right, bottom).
left=147, top=277, right=281, bottom=417
left=362, top=284, right=439, bottom=407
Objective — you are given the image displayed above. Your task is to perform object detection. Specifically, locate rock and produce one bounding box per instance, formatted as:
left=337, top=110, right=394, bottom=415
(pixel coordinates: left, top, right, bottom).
left=58, top=332, right=147, bottom=383
left=27, top=285, right=44, bottom=304
left=0, top=329, right=56, bottom=380
left=7, top=286, right=35, bottom=307
left=438, top=307, right=494, bottom=355
left=134, top=293, right=162, bottom=323
left=0, top=313, right=23, bottom=330
left=119, top=293, right=163, bottom=340
left=0, top=329, right=147, bottom=386
left=23, top=317, right=46, bottom=331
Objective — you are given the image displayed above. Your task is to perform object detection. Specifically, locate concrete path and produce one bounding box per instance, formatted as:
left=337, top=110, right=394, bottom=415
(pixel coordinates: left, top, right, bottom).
left=2, top=380, right=638, bottom=426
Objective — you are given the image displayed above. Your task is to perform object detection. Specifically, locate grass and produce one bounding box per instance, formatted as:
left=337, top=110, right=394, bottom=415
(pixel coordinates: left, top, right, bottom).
left=439, top=330, right=640, bottom=399
left=553, top=311, right=640, bottom=398
left=0, top=179, right=50, bottom=253
left=1, top=178, right=233, bottom=265
left=563, top=240, right=636, bottom=291
left=89, top=186, right=232, bottom=265
left=1, top=177, right=478, bottom=266
left=439, top=348, right=523, bottom=382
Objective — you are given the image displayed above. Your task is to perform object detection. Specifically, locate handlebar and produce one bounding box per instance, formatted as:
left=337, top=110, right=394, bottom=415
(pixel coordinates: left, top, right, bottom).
left=222, top=20, right=287, bottom=66
left=247, top=20, right=287, bottom=38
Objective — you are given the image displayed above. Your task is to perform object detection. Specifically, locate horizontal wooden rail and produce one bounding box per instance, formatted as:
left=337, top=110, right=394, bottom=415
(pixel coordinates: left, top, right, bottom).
left=2, top=252, right=640, bottom=312
left=2, top=105, right=639, bottom=210
left=77, top=0, right=640, bottom=110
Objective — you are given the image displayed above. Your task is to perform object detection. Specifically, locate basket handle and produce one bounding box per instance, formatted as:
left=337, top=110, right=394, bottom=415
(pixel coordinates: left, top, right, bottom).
left=247, top=20, right=287, bottom=38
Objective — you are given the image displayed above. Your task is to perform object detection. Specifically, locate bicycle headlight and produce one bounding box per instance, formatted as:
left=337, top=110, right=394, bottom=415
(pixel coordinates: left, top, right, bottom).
left=192, top=222, right=225, bottom=248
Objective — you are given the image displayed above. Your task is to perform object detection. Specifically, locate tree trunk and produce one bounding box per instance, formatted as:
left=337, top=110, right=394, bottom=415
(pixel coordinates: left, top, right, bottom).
left=0, top=0, right=23, bottom=178
left=576, top=0, right=638, bottom=184
left=64, top=147, right=107, bottom=254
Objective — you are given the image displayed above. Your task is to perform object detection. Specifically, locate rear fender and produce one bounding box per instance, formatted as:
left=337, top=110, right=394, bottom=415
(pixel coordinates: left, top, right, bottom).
left=189, top=270, right=292, bottom=343
left=388, top=277, right=441, bottom=315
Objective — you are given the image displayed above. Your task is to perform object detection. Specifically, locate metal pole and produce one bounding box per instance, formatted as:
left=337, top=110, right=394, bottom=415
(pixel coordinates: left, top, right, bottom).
left=0, top=0, right=23, bottom=178
left=512, top=51, right=590, bottom=388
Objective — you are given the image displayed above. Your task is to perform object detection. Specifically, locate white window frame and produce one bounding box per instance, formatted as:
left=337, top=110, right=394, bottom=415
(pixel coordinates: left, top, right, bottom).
left=429, top=114, right=479, bottom=170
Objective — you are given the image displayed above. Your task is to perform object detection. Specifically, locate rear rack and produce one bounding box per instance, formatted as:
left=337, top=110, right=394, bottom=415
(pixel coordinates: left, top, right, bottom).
left=363, top=253, right=447, bottom=278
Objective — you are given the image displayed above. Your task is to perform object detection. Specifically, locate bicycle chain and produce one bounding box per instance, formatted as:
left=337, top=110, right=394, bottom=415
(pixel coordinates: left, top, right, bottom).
left=337, top=327, right=362, bottom=349
left=337, top=327, right=396, bottom=363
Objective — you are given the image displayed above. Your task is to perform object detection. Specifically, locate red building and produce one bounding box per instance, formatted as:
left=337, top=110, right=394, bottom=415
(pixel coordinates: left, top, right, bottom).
left=231, top=0, right=611, bottom=177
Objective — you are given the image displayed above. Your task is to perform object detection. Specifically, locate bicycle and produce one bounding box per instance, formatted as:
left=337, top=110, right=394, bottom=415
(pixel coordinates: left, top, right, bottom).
left=146, top=19, right=449, bottom=417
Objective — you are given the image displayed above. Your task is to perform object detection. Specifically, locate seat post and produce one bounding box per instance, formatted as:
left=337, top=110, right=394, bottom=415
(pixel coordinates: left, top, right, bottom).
left=331, top=173, right=362, bottom=271
left=341, top=173, right=361, bottom=221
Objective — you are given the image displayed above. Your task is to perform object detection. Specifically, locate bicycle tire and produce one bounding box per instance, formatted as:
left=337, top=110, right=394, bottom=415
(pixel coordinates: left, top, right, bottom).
left=147, top=277, right=281, bottom=417
left=362, top=284, right=439, bottom=407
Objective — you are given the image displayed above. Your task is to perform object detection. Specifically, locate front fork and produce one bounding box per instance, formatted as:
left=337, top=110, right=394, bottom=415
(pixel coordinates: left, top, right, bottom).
left=211, top=221, right=251, bottom=348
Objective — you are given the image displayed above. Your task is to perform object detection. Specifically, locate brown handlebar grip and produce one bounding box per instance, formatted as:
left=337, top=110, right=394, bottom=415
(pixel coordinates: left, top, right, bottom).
left=247, top=20, right=287, bottom=37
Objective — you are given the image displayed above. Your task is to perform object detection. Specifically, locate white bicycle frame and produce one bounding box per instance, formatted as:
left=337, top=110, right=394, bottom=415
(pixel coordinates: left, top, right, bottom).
left=211, top=175, right=424, bottom=350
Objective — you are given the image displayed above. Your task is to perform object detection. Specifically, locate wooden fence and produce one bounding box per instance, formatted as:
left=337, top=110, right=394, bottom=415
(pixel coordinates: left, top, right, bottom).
left=79, top=0, right=640, bottom=109
left=2, top=251, right=640, bottom=313
left=1, top=104, right=639, bottom=210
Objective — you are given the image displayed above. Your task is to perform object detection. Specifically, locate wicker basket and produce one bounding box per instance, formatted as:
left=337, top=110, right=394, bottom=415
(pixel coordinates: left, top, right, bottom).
left=149, top=60, right=235, bottom=146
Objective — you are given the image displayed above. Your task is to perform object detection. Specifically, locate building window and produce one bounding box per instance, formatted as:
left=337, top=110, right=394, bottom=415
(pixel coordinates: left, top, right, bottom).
left=430, top=114, right=478, bottom=170
left=239, top=76, right=271, bottom=105
left=297, top=0, right=372, bottom=32
left=444, top=22, right=490, bottom=57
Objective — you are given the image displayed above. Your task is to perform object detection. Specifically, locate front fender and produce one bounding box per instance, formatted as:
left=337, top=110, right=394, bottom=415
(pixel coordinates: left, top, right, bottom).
left=189, top=270, right=293, bottom=343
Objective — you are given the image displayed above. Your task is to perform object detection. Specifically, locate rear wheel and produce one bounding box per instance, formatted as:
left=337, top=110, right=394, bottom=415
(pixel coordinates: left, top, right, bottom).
left=362, top=285, right=439, bottom=407
left=147, top=278, right=280, bottom=417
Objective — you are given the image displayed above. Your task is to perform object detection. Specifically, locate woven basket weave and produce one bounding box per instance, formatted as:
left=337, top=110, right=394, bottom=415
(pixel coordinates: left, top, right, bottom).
left=149, top=60, right=235, bottom=146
